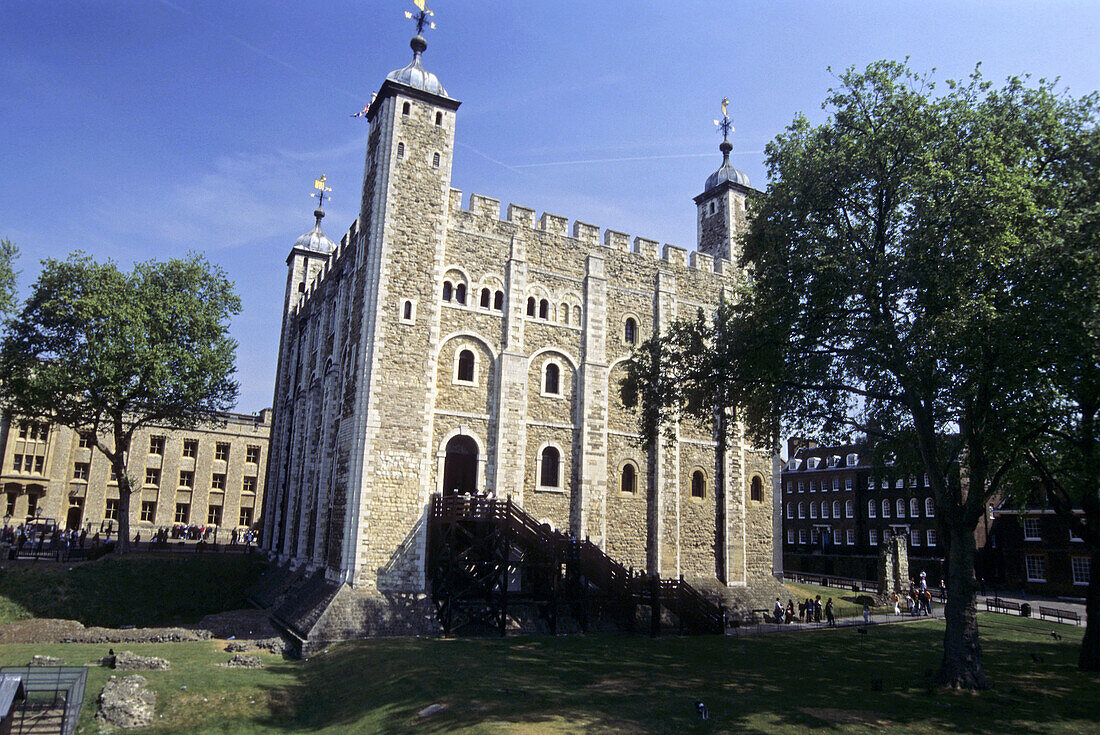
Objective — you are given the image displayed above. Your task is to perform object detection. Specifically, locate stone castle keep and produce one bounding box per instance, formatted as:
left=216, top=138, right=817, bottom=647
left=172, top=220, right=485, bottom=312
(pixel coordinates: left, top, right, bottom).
left=260, top=25, right=780, bottom=642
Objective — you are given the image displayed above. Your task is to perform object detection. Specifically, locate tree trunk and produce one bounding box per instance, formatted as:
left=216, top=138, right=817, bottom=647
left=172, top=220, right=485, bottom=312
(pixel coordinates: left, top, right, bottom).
left=936, top=521, right=988, bottom=689
left=113, top=457, right=132, bottom=554
left=1079, top=545, right=1100, bottom=670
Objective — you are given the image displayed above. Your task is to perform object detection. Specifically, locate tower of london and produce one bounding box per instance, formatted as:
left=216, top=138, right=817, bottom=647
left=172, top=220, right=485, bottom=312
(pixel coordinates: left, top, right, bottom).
left=260, top=22, right=780, bottom=645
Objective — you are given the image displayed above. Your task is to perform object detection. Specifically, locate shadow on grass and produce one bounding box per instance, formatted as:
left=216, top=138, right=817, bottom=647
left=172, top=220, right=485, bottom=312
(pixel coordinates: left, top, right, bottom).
left=0, top=554, right=267, bottom=627
left=253, top=618, right=1100, bottom=734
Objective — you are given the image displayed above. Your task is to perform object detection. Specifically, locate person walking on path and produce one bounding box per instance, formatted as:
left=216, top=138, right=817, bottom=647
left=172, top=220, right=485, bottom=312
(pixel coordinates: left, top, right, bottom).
left=893, top=592, right=901, bottom=616
left=863, top=603, right=871, bottom=624
left=814, top=595, right=823, bottom=623
left=774, top=598, right=784, bottom=624
left=825, top=598, right=836, bottom=627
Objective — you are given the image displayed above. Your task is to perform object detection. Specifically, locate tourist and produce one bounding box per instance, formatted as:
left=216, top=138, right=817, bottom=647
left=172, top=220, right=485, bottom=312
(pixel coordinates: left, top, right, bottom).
left=785, top=599, right=794, bottom=624
left=798, top=599, right=806, bottom=623
left=825, top=598, right=836, bottom=627
left=774, top=597, right=784, bottom=624
left=892, top=592, right=900, bottom=616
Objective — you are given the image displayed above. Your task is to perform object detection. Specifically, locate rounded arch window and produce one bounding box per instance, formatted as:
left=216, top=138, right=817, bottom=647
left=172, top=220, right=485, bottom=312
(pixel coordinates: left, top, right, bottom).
left=435, top=111, right=443, bottom=126
left=397, top=142, right=405, bottom=159
left=442, top=281, right=453, bottom=301
left=691, top=470, right=706, bottom=498
left=402, top=300, right=413, bottom=320
left=624, top=317, right=638, bottom=344
left=402, top=101, right=411, bottom=116
left=527, top=297, right=536, bottom=317
left=456, top=349, right=475, bottom=383
left=832, top=500, right=841, bottom=518
left=897, top=498, right=906, bottom=518
left=798, top=502, right=805, bottom=519
left=544, top=362, right=560, bottom=395
left=925, top=497, right=935, bottom=517
left=620, top=463, right=637, bottom=494
left=455, top=283, right=466, bottom=305
left=868, top=499, right=877, bottom=518
left=432, top=152, right=441, bottom=168
left=750, top=475, right=764, bottom=502
left=572, top=305, right=581, bottom=325
left=539, top=299, right=549, bottom=319
left=539, top=446, right=561, bottom=488
left=882, top=499, right=891, bottom=518
left=910, top=498, right=920, bottom=517
left=480, top=288, right=491, bottom=308
left=494, top=290, right=504, bottom=311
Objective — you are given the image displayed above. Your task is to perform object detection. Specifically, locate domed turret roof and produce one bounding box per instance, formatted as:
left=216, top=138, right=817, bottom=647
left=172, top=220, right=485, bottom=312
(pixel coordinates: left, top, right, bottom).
left=293, top=210, right=335, bottom=255
left=705, top=157, right=750, bottom=191
left=386, top=35, right=448, bottom=97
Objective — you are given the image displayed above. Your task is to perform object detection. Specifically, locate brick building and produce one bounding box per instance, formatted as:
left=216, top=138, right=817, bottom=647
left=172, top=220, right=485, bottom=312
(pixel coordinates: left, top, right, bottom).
left=1, top=411, right=271, bottom=541
left=987, top=506, right=1091, bottom=597
left=781, top=440, right=945, bottom=580
left=260, top=25, right=781, bottom=640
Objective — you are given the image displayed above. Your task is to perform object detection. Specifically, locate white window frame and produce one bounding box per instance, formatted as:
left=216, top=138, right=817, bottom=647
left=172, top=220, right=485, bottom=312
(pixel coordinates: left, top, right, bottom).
left=896, top=499, right=906, bottom=518
left=1023, top=518, right=1042, bottom=541
left=1071, top=556, right=1090, bottom=586
left=786, top=503, right=793, bottom=519
left=869, top=477, right=877, bottom=490
left=832, top=500, right=841, bottom=519
left=820, top=502, right=828, bottom=519
left=807, top=457, right=819, bottom=469
left=911, top=531, right=921, bottom=546
left=399, top=298, right=417, bottom=324
left=1025, top=554, right=1046, bottom=582
left=832, top=478, right=840, bottom=491
left=925, top=497, right=935, bottom=517
left=798, top=528, right=807, bottom=544
left=926, top=529, right=937, bottom=546
left=868, top=500, right=877, bottom=518
left=895, top=478, right=904, bottom=488
left=910, top=498, right=920, bottom=518
left=845, top=500, right=854, bottom=518
left=845, top=477, right=853, bottom=490
left=882, top=499, right=890, bottom=518
left=798, top=481, right=804, bottom=493
left=540, top=358, right=565, bottom=398
left=810, top=502, right=818, bottom=519
left=846, top=528, right=855, bottom=545
left=535, top=442, right=564, bottom=492
left=786, top=529, right=795, bottom=545
left=846, top=453, right=858, bottom=466
left=798, top=502, right=805, bottom=519
left=869, top=529, right=879, bottom=545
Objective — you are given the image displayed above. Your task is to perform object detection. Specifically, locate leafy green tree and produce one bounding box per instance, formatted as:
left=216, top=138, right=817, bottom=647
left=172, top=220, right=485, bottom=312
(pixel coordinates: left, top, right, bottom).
left=1015, top=117, right=1100, bottom=669
left=0, top=238, right=20, bottom=320
left=0, top=254, right=240, bottom=552
left=624, top=61, right=1096, bottom=689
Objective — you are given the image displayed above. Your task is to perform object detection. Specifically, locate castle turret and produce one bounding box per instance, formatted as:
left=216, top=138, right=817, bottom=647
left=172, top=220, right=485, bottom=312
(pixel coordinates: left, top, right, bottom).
left=694, top=101, right=752, bottom=263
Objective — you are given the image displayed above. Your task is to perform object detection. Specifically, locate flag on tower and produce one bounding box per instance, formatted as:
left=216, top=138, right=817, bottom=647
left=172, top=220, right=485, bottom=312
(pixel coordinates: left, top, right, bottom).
left=351, top=103, right=370, bottom=118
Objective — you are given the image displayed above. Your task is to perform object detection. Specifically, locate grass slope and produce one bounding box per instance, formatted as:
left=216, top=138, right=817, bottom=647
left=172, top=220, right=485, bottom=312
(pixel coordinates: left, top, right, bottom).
left=0, top=554, right=266, bottom=627
left=0, top=616, right=1094, bottom=734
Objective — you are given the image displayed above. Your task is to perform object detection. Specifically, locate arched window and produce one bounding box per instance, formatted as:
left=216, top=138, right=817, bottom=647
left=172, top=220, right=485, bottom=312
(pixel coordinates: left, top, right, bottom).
left=786, top=503, right=793, bottom=519
left=621, top=463, right=636, bottom=494
left=435, top=111, right=443, bottom=125
left=544, top=362, right=560, bottom=395
left=691, top=470, right=706, bottom=498
left=896, top=498, right=906, bottom=518
left=910, top=498, right=920, bottom=517
left=402, top=300, right=413, bottom=320
left=833, top=500, right=841, bottom=518
left=442, top=281, right=453, bottom=301
left=539, top=299, right=549, bottom=319
left=397, top=142, right=405, bottom=159
left=539, top=446, right=560, bottom=488
left=868, top=499, right=877, bottom=518
left=845, top=499, right=854, bottom=518
left=751, top=476, right=764, bottom=502
left=882, top=499, right=891, bottom=518
left=494, top=290, right=504, bottom=310
left=527, top=297, right=536, bottom=317
left=821, top=501, right=829, bottom=518
left=798, top=502, right=805, bottom=519
left=455, top=283, right=466, bottom=305
left=402, top=101, right=411, bottom=116
left=456, top=350, right=475, bottom=383
left=432, top=152, right=441, bottom=168
left=572, top=305, right=581, bottom=325
left=480, top=288, right=491, bottom=308
left=624, top=317, right=637, bottom=344
left=810, top=502, right=818, bottom=518
left=559, top=303, right=568, bottom=322
left=925, top=497, right=935, bottom=517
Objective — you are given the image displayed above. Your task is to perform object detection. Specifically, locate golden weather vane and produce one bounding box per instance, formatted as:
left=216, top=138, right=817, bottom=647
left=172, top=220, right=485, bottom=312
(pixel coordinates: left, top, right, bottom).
left=713, top=97, right=733, bottom=143
left=311, top=175, right=332, bottom=209
left=404, top=0, right=435, bottom=35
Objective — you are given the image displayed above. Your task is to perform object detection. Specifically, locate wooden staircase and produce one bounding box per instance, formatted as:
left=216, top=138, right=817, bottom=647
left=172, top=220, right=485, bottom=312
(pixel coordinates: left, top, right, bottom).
left=426, top=494, right=725, bottom=636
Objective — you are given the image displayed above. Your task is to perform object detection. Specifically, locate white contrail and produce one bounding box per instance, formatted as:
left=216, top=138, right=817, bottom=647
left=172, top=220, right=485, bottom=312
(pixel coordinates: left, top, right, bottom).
left=155, top=0, right=362, bottom=102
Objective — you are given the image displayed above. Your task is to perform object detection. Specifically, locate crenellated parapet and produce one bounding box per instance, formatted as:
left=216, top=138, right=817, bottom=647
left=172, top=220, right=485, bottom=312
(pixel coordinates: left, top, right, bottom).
left=448, top=189, right=735, bottom=277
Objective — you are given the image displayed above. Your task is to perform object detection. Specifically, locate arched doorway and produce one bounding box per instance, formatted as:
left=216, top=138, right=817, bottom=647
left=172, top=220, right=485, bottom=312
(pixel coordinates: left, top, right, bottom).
left=442, top=435, right=478, bottom=495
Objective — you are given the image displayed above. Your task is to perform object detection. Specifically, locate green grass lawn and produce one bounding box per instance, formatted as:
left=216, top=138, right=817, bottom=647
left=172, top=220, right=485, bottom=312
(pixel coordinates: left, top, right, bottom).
left=0, top=615, right=1095, bottom=734
left=0, top=554, right=266, bottom=627
left=783, top=581, right=891, bottom=617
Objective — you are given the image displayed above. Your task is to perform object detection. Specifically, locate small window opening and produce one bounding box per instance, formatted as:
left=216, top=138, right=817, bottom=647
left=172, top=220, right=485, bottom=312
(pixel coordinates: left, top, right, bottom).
left=621, top=464, right=637, bottom=494
left=494, top=290, right=504, bottom=310
left=432, top=152, right=441, bottom=168
left=539, top=299, right=549, bottom=319
left=435, top=111, right=443, bottom=125
left=402, top=101, right=410, bottom=116
left=455, top=283, right=466, bottom=304
left=480, top=288, right=490, bottom=308
left=298, top=282, right=305, bottom=293
left=691, top=471, right=706, bottom=498
left=442, top=281, right=453, bottom=301
left=751, top=476, right=764, bottom=502
left=540, top=447, right=560, bottom=487
left=403, top=300, right=413, bottom=320
left=544, top=363, right=560, bottom=395
left=457, top=349, right=475, bottom=382
left=527, top=297, right=536, bottom=317
left=624, top=317, right=637, bottom=344
left=397, top=142, right=405, bottom=159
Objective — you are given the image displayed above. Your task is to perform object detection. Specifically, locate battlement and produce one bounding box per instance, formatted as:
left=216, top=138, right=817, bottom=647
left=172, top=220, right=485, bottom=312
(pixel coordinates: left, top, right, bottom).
left=449, top=188, right=733, bottom=276
left=294, top=218, right=360, bottom=313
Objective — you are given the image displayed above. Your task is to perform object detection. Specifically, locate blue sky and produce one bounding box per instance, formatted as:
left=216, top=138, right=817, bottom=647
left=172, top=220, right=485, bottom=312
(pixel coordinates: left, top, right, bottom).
left=2, top=1, right=1098, bottom=412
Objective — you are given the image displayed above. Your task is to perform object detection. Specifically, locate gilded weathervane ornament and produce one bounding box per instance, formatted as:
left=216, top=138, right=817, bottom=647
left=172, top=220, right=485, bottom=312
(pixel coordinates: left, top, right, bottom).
left=311, top=175, right=332, bottom=210
left=714, top=97, right=733, bottom=143
left=405, top=0, right=436, bottom=35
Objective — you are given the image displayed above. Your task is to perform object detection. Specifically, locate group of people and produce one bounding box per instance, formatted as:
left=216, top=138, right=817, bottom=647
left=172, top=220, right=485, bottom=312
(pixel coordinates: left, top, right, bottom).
left=893, top=571, right=937, bottom=616
left=774, top=595, right=839, bottom=627
left=3, top=523, right=109, bottom=559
